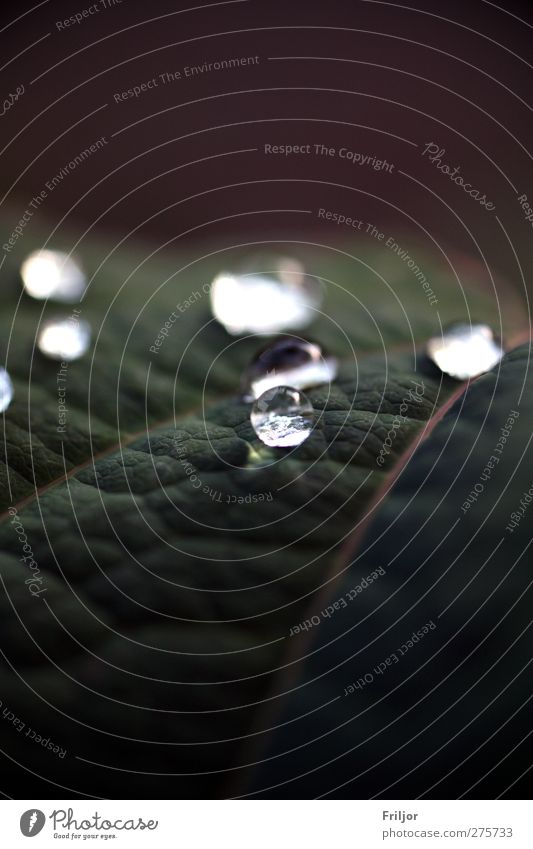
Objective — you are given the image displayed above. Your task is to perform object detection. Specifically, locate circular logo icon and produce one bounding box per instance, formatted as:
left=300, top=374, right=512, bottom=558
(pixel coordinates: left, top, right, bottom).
left=20, top=810, right=46, bottom=837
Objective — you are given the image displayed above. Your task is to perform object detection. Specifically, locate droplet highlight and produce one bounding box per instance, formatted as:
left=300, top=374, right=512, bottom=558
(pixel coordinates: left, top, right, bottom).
left=38, top=317, right=91, bottom=361
left=0, top=368, right=14, bottom=413
left=242, top=336, right=337, bottom=400
left=21, top=250, right=87, bottom=302
left=210, top=256, right=323, bottom=335
left=427, top=323, right=503, bottom=379
left=251, top=386, right=314, bottom=448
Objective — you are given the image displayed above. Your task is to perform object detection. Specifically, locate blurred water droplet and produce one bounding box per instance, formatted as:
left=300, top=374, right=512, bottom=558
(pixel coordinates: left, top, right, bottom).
left=242, top=336, right=337, bottom=400
left=251, top=386, right=314, bottom=448
left=0, top=368, right=14, bottom=413
left=427, top=323, right=503, bottom=379
left=38, top=317, right=91, bottom=361
left=21, top=250, right=86, bottom=302
left=210, top=256, right=323, bottom=335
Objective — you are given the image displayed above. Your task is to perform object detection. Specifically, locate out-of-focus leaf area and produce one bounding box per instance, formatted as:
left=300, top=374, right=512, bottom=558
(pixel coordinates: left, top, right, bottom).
left=0, top=218, right=530, bottom=798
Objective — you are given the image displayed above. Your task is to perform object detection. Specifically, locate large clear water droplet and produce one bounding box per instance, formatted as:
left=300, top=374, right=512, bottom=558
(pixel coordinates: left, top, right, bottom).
left=242, top=336, right=337, bottom=400
left=21, top=250, right=86, bottom=302
left=0, top=367, right=14, bottom=413
left=38, top=316, right=91, bottom=361
left=210, top=256, right=323, bottom=335
left=251, top=386, right=314, bottom=448
left=427, top=323, right=503, bottom=379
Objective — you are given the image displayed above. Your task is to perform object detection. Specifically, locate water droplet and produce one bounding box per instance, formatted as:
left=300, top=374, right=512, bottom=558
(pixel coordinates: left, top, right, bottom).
left=210, top=256, right=323, bottom=335
left=242, top=336, right=338, bottom=400
left=38, top=317, right=91, bottom=361
left=0, top=368, right=14, bottom=413
left=427, top=323, right=503, bottom=379
left=21, top=250, right=86, bottom=302
left=251, top=386, right=314, bottom=448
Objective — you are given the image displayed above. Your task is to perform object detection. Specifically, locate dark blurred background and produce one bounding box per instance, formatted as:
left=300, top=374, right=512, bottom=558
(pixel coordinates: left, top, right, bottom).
left=1, top=0, right=533, bottom=294
left=1, top=0, right=532, bottom=801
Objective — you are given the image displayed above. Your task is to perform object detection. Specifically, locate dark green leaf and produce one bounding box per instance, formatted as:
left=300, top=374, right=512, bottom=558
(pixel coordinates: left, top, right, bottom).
left=0, top=223, right=527, bottom=796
